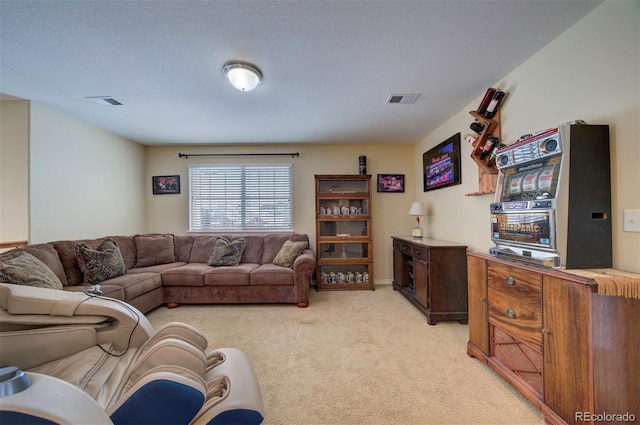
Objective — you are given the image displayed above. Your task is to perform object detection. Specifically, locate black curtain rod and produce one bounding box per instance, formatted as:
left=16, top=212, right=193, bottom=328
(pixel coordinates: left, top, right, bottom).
left=178, top=152, right=300, bottom=159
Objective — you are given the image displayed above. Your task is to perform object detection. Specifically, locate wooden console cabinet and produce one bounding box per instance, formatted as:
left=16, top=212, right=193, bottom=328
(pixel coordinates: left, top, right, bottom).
left=467, top=252, right=640, bottom=425
left=392, top=237, right=468, bottom=325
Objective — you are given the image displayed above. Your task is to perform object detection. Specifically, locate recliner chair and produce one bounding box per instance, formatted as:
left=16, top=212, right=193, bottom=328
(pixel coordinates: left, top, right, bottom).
left=0, top=283, right=264, bottom=424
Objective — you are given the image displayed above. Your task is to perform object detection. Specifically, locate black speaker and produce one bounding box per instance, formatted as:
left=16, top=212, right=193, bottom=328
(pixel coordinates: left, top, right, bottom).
left=564, top=125, right=612, bottom=269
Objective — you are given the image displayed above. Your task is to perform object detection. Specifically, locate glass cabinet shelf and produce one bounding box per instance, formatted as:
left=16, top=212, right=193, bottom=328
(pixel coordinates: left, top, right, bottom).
left=318, top=220, right=369, bottom=238
left=317, top=179, right=369, bottom=196
left=318, top=242, right=371, bottom=260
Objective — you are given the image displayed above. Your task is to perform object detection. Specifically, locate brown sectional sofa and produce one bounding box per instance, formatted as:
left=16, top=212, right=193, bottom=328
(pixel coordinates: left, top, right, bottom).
left=0, top=233, right=316, bottom=313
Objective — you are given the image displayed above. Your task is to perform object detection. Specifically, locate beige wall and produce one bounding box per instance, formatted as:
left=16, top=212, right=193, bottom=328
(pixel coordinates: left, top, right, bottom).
left=0, top=99, right=30, bottom=244
left=414, top=0, right=640, bottom=272
left=145, top=143, right=415, bottom=283
left=29, top=103, right=147, bottom=242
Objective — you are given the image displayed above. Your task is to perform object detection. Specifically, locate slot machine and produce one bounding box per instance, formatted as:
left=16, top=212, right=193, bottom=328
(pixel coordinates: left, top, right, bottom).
left=489, top=122, right=611, bottom=269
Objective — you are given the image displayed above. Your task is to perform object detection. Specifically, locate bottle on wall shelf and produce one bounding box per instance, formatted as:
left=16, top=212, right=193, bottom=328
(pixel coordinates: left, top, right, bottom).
left=486, top=143, right=505, bottom=167
left=477, top=88, right=496, bottom=114
left=484, top=91, right=506, bottom=119
left=479, top=136, right=499, bottom=160
left=470, top=121, right=486, bottom=135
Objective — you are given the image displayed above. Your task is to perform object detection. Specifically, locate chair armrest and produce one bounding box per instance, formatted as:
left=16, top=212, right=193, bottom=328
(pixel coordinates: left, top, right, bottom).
left=0, top=372, right=113, bottom=424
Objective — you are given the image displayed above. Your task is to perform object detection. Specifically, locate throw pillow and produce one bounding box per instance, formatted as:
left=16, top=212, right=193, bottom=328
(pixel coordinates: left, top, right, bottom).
left=273, top=239, right=307, bottom=268
left=208, top=238, right=246, bottom=267
left=75, top=239, right=126, bottom=285
left=0, top=251, right=63, bottom=290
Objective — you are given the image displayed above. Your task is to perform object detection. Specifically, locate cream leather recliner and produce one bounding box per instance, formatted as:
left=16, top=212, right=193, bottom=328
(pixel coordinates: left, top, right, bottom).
left=0, top=283, right=264, bottom=424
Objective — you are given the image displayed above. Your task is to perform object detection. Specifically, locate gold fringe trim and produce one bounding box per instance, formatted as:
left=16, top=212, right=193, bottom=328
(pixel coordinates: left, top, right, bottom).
left=593, top=276, right=640, bottom=299
left=564, top=268, right=640, bottom=300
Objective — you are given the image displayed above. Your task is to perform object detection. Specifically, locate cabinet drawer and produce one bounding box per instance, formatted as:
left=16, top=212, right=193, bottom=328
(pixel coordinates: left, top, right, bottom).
left=487, top=264, right=542, bottom=305
left=394, top=241, right=412, bottom=255
left=413, top=246, right=428, bottom=260
left=488, top=288, right=542, bottom=349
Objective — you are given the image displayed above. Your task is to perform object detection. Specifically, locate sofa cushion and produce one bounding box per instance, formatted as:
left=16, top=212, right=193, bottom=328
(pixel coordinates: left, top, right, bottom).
left=63, top=283, right=125, bottom=300
left=250, top=264, right=294, bottom=286
left=189, top=235, right=221, bottom=263
left=75, top=239, right=126, bottom=285
left=233, top=235, right=264, bottom=264
left=53, top=239, right=105, bottom=286
left=0, top=251, right=63, bottom=290
left=104, top=236, right=136, bottom=270
left=161, top=263, right=211, bottom=287
left=128, top=262, right=186, bottom=275
left=106, top=272, right=162, bottom=300
left=205, top=263, right=259, bottom=286
left=135, top=234, right=175, bottom=267
left=272, top=239, right=308, bottom=268
left=262, top=233, right=308, bottom=264
left=208, top=238, right=245, bottom=267
left=174, top=235, right=195, bottom=263
left=1, top=243, right=68, bottom=286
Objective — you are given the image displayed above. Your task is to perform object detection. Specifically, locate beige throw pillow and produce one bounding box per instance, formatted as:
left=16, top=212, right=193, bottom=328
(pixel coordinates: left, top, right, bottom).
left=0, top=251, right=63, bottom=290
left=273, top=240, right=307, bottom=268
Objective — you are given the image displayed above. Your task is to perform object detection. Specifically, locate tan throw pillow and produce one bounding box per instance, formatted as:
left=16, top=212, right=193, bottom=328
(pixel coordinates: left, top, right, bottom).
left=75, top=239, right=126, bottom=285
left=208, top=238, right=246, bottom=267
left=135, top=234, right=176, bottom=267
left=273, top=240, right=307, bottom=268
left=0, top=251, right=63, bottom=290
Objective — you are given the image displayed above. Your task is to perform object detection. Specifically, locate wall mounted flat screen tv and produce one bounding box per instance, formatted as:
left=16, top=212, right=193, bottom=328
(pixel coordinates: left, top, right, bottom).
left=423, top=132, right=462, bottom=192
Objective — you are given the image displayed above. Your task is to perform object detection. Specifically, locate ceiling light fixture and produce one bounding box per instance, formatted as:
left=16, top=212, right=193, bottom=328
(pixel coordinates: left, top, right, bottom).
left=223, top=61, right=262, bottom=92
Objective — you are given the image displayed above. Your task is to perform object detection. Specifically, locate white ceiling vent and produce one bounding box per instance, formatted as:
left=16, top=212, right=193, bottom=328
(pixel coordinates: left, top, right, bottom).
left=386, top=93, right=420, bottom=104
left=85, top=96, right=123, bottom=106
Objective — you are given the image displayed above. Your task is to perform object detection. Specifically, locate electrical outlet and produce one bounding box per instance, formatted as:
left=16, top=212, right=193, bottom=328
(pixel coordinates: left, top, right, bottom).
left=623, top=209, right=640, bottom=232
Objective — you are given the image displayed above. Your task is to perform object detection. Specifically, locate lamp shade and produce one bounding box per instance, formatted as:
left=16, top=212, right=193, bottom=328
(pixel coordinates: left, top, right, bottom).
left=408, top=202, right=426, bottom=216
left=223, top=61, right=262, bottom=92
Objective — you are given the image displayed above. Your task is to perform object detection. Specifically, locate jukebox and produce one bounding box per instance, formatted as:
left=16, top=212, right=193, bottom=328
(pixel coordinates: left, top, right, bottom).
left=489, top=122, right=612, bottom=269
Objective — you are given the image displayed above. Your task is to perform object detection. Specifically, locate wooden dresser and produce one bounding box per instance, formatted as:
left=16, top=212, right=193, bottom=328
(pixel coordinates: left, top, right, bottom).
left=392, top=237, right=468, bottom=325
left=467, top=252, right=640, bottom=424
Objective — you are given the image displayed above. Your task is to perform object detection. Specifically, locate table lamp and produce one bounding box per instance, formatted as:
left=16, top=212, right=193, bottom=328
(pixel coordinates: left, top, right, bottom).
left=408, top=202, right=426, bottom=239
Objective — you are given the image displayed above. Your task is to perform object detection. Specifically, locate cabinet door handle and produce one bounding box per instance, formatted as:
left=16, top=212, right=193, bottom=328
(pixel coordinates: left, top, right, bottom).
left=506, top=309, right=516, bottom=319
left=506, top=276, right=516, bottom=285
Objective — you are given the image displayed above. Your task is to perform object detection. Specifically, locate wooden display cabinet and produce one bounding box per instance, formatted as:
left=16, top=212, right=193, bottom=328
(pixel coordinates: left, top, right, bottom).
left=467, top=252, right=640, bottom=424
left=315, top=175, right=373, bottom=291
left=392, top=237, right=468, bottom=325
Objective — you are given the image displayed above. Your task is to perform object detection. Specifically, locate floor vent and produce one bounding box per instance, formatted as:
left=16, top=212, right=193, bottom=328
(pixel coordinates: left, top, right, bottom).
left=387, top=93, right=420, bottom=104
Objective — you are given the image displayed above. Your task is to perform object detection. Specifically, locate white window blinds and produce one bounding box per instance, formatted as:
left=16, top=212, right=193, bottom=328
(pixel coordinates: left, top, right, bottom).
left=189, top=164, right=293, bottom=232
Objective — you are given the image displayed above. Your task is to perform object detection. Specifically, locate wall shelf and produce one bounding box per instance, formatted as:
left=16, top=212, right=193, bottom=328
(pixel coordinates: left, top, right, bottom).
left=465, top=109, right=501, bottom=196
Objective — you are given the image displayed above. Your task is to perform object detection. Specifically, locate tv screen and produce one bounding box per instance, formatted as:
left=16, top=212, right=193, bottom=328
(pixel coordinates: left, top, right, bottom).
left=423, top=133, right=462, bottom=192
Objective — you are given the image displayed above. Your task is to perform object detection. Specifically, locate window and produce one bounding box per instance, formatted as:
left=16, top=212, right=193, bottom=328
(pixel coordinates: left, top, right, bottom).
left=189, top=164, right=293, bottom=232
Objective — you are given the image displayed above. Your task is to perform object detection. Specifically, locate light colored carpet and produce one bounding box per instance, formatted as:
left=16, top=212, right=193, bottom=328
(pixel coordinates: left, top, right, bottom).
left=146, top=285, right=544, bottom=425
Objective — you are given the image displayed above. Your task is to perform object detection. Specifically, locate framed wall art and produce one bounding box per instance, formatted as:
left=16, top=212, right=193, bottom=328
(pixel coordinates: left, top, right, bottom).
left=377, top=174, right=405, bottom=192
left=152, top=175, right=180, bottom=194
left=423, top=132, right=462, bottom=192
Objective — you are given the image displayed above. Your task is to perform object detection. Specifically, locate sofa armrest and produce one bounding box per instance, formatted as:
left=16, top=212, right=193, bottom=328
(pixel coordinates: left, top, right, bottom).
left=292, top=249, right=316, bottom=307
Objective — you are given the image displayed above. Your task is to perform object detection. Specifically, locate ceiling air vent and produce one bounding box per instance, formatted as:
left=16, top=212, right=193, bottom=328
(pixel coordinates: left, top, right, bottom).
left=386, top=93, right=420, bottom=104
left=85, top=96, right=123, bottom=106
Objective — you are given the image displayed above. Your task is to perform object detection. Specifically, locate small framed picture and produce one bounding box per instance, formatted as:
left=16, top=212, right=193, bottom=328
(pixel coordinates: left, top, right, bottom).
left=377, top=174, right=405, bottom=193
left=152, top=175, right=180, bottom=194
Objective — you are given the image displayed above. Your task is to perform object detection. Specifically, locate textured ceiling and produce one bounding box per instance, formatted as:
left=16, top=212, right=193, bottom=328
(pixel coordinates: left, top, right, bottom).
left=0, top=0, right=601, bottom=146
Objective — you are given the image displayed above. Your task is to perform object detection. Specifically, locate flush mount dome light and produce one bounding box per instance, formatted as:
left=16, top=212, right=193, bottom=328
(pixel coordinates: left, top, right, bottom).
left=223, top=61, right=262, bottom=92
